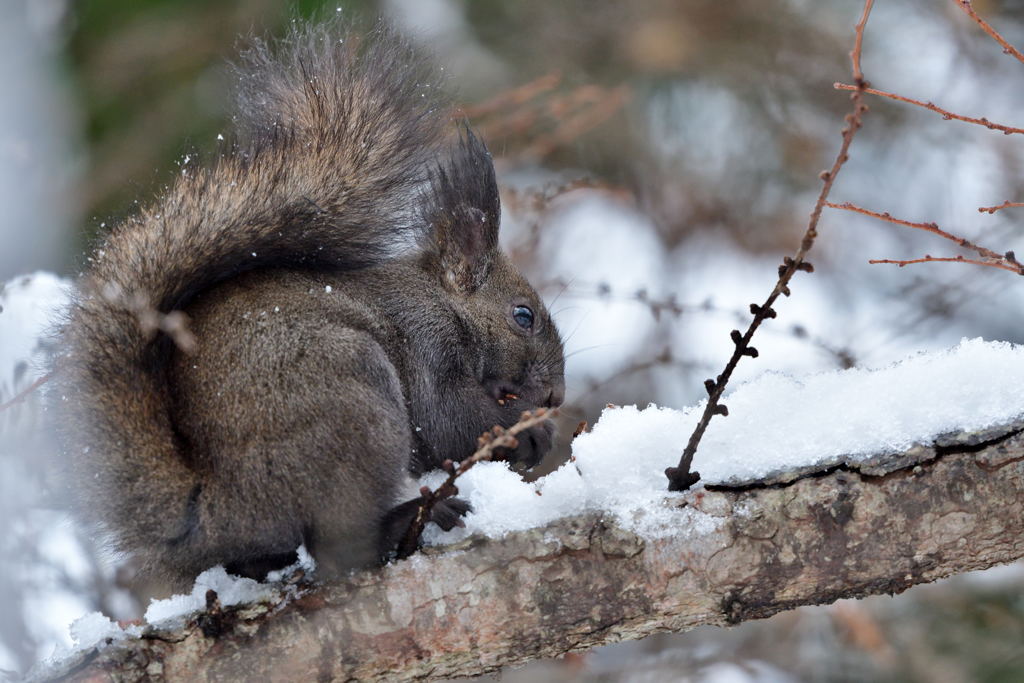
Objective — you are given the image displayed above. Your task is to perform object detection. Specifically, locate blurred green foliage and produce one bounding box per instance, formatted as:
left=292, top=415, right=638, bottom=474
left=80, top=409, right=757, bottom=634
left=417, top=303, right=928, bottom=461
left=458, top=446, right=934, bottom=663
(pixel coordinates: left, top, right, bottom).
left=66, top=0, right=375, bottom=243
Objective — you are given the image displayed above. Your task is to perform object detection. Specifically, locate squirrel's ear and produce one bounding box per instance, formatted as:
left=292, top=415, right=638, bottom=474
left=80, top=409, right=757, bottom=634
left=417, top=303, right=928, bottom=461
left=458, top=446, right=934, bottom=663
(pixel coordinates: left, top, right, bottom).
left=424, top=126, right=500, bottom=294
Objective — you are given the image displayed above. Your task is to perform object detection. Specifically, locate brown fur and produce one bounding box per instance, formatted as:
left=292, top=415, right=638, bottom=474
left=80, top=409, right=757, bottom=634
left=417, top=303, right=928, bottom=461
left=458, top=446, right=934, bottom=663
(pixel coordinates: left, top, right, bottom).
left=54, top=21, right=564, bottom=586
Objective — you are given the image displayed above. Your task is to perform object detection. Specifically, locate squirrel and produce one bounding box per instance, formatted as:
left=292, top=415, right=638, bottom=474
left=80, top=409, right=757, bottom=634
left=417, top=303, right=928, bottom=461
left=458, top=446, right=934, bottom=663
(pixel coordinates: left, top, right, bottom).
left=53, top=21, right=565, bottom=586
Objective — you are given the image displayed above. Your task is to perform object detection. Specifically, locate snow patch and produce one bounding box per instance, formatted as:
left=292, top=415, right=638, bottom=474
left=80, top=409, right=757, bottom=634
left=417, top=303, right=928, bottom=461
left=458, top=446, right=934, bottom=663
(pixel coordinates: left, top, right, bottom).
left=67, top=613, right=141, bottom=652
left=692, top=337, right=1024, bottom=483
left=37, top=548, right=315, bottom=677
left=144, top=545, right=315, bottom=626
left=144, top=567, right=276, bottom=626
left=425, top=338, right=1024, bottom=543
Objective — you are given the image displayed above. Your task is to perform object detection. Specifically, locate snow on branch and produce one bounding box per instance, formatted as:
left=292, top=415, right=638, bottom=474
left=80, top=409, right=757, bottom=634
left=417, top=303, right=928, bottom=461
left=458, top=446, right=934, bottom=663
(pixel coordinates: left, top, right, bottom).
left=37, top=418, right=1024, bottom=682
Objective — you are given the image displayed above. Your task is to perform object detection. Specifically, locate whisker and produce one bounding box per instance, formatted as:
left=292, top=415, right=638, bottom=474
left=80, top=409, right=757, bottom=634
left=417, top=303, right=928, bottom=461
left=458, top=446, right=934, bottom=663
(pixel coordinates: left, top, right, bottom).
left=556, top=313, right=589, bottom=349
left=561, top=344, right=605, bottom=361
left=544, top=276, right=576, bottom=310
left=550, top=304, right=585, bottom=318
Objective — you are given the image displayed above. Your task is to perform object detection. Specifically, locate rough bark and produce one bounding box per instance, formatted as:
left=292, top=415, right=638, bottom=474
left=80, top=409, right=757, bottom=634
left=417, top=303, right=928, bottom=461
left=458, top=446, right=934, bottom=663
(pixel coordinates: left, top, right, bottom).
left=38, top=421, right=1024, bottom=682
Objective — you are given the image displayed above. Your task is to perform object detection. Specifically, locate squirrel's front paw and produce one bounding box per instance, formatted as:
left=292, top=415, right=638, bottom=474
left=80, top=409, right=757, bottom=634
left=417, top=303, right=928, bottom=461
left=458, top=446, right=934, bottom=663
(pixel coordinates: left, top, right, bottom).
left=500, top=419, right=555, bottom=471
left=430, top=496, right=472, bottom=531
left=379, top=495, right=473, bottom=560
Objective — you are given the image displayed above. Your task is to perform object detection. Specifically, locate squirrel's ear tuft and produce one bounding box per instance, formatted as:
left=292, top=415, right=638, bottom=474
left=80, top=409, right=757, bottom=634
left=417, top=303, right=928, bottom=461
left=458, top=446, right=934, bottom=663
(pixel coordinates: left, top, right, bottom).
left=424, top=125, right=500, bottom=294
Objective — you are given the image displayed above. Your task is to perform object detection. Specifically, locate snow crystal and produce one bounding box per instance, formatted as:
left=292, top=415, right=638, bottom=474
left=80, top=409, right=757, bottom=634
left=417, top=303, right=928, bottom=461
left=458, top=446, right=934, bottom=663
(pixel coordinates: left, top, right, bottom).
left=143, top=566, right=277, bottom=627
left=425, top=338, right=1024, bottom=543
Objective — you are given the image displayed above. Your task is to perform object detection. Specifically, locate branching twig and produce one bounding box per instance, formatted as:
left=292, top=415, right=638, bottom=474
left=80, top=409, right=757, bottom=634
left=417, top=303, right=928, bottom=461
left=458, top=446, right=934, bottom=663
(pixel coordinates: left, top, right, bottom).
left=397, top=408, right=556, bottom=559
left=953, top=0, right=1024, bottom=65
left=825, top=200, right=1024, bottom=275
left=540, top=280, right=855, bottom=367
left=539, top=278, right=717, bottom=321
left=829, top=4, right=1024, bottom=280
left=664, top=0, right=875, bottom=492
left=979, top=200, right=1024, bottom=214
left=833, top=83, right=1024, bottom=135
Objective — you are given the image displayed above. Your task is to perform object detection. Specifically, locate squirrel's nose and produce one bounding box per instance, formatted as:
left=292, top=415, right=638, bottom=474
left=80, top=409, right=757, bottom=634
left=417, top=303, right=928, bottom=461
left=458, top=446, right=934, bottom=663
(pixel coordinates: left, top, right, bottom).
left=544, top=378, right=565, bottom=408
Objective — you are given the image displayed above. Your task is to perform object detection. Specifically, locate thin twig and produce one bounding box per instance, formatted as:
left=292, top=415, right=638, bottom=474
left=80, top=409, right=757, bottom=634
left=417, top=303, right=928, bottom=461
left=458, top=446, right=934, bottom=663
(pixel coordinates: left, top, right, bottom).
left=664, top=0, right=875, bottom=492
left=460, top=73, right=562, bottom=119
left=825, top=200, right=1024, bottom=274
left=522, top=85, right=630, bottom=159
left=833, top=83, right=1024, bottom=135
left=953, top=0, right=1024, bottom=65
left=468, top=76, right=628, bottom=160
left=0, top=373, right=52, bottom=414
left=851, top=5, right=869, bottom=82
left=979, top=200, right=1024, bottom=214
left=869, top=256, right=1023, bottom=273
left=397, top=408, right=556, bottom=558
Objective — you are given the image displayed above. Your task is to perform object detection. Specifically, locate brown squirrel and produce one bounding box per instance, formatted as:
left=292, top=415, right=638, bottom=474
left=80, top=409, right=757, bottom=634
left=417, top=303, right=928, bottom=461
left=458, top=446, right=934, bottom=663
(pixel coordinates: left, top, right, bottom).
left=54, top=21, right=565, bottom=586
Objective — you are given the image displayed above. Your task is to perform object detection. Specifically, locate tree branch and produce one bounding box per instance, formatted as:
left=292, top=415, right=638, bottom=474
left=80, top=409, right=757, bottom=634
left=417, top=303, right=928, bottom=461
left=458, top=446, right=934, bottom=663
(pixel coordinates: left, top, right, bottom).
left=41, top=419, right=1024, bottom=682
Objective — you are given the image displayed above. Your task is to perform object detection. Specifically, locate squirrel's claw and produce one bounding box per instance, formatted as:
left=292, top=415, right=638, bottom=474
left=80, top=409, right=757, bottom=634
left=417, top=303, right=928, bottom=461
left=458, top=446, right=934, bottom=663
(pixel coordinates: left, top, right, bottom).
left=431, top=497, right=472, bottom=531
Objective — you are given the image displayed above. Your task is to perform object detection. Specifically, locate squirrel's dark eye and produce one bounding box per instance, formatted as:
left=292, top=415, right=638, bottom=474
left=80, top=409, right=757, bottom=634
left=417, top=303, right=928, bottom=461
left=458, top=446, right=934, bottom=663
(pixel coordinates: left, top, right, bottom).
left=512, top=305, right=534, bottom=330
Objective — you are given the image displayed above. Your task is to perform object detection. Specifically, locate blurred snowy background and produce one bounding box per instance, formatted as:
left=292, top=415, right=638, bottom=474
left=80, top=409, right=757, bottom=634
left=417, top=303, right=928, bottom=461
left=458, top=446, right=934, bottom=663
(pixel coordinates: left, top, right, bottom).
left=2, top=0, right=1023, bottom=680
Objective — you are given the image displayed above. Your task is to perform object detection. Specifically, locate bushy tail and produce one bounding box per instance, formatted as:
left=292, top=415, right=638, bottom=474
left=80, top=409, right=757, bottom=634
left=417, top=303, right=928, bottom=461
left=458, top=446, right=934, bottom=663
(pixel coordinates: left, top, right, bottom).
left=56, top=20, right=454, bottom=570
